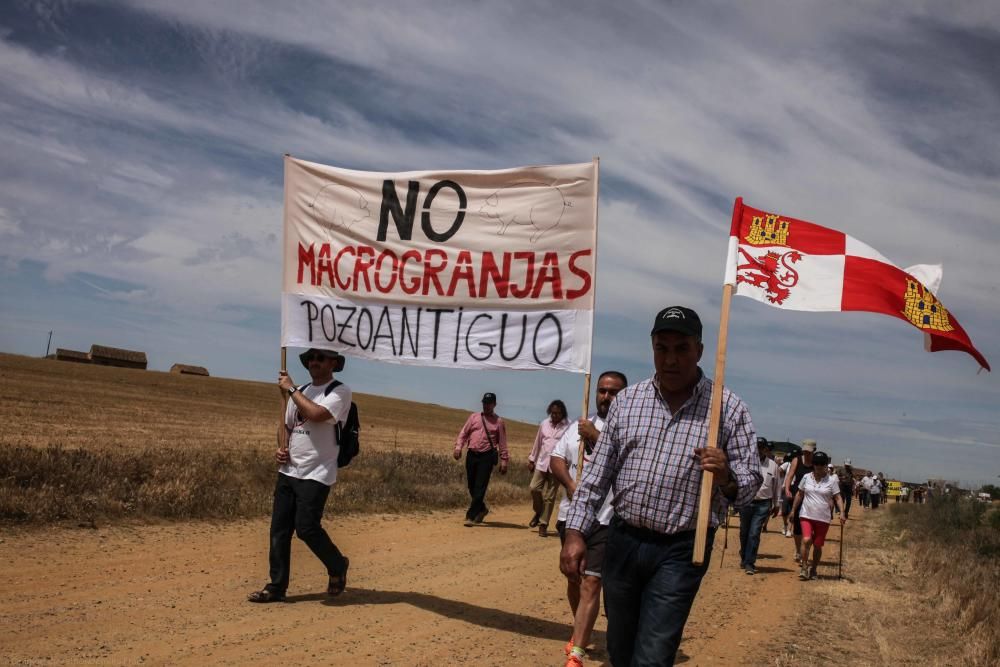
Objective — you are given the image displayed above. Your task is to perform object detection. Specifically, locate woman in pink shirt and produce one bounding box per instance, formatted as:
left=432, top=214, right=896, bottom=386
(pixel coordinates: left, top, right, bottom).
left=527, top=399, right=570, bottom=537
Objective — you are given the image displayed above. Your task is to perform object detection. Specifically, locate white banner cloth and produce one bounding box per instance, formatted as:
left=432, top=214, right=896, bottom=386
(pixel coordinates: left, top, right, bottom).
left=281, top=157, right=598, bottom=372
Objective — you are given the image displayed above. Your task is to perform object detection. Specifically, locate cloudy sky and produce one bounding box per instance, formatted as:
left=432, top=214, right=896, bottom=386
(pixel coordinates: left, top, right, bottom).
left=2, top=1, right=998, bottom=487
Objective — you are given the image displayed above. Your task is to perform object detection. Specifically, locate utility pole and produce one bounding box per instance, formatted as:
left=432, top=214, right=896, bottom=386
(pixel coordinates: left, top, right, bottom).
left=45, top=330, right=53, bottom=358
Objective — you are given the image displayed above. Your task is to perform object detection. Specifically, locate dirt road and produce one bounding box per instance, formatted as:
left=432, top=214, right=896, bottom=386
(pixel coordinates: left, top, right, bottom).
left=3, top=507, right=820, bottom=666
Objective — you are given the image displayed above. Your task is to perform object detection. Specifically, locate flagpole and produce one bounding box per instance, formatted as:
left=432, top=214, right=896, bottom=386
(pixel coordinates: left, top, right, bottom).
left=692, top=197, right=743, bottom=565
left=692, top=284, right=734, bottom=564
left=575, top=157, right=600, bottom=483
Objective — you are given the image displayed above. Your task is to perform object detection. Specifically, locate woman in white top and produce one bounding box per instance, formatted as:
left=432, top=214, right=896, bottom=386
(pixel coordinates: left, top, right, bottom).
left=790, top=451, right=846, bottom=580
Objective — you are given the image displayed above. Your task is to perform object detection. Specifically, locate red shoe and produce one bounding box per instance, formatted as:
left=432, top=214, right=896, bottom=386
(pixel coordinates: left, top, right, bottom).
left=564, top=640, right=573, bottom=656
left=565, top=654, right=585, bottom=667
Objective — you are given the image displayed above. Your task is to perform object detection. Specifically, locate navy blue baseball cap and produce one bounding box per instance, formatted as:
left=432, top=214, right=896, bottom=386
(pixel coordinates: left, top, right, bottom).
left=651, top=306, right=702, bottom=338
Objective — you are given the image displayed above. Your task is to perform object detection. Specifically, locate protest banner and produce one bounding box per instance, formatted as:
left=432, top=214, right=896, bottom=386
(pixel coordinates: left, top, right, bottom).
left=281, top=156, right=599, bottom=373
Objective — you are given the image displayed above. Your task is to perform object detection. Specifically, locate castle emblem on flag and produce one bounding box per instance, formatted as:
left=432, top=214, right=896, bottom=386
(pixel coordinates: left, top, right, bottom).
left=736, top=248, right=802, bottom=305
left=902, top=278, right=954, bottom=332
left=745, top=214, right=790, bottom=246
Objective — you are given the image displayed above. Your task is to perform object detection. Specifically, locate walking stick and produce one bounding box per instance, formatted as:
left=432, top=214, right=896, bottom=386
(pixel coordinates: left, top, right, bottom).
left=838, top=521, right=844, bottom=579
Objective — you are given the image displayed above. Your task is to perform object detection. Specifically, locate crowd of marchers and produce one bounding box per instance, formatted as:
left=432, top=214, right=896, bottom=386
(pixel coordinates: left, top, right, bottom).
left=243, top=304, right=942, bottom=667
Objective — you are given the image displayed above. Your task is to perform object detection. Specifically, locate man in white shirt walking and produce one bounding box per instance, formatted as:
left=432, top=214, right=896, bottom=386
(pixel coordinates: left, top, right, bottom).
left=738, top=437, right=781, bottom=575
left=248, top=347, right=352, bottom=603
left=549, top=371, right=628, bottom=667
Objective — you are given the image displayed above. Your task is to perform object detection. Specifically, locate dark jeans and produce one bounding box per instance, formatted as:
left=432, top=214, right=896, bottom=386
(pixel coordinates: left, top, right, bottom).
left=603, top=518, right=715, bottom=666
left=870, top=493, right=881, bottom=509
left=840, top=486, right=853, bottom=518
left=268, top=473, right=347, bottom=593
left=465, top=449, right=497, bottom=520
left=738, top=500, right=771, bottom=569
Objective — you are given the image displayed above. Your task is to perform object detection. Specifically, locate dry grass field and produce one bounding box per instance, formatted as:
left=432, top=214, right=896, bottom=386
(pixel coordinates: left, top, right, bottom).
left=0, top=352, right=539, bottom=455
left=0, top=352, right=539, bottom=524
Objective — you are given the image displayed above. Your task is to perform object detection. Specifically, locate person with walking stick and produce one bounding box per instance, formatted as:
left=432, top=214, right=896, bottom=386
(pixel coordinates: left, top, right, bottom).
left=790, top=450, right=846, bottom=580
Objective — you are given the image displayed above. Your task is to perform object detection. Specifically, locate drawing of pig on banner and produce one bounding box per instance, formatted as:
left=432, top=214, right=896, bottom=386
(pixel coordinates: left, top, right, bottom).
left=308, top=183, right=372, bottom=233
left=478, top=181, right=572, bottom=243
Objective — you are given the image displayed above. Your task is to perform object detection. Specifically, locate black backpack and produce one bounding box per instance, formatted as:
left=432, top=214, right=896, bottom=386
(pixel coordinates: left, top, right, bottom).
left=299, top=380, right=360, bottom=468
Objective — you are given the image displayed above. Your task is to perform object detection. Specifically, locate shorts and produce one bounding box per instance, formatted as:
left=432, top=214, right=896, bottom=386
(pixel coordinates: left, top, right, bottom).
left=781, top=497, right=793, bottom=516
left=582, top=525, right=609, bottom=578
left=555, top=521, right=608, bottom=578
left=800, top=518, right=831, bottom=546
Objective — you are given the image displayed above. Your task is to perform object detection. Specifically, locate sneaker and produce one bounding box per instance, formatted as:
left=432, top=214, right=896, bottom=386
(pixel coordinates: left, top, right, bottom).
left=463, top=518, right=474, bottom=527
left=564, top=640, right=573, bottom=656
left=474, top=508, right=489, bottom=524
left=529, top=514, right=540, bottom=528
left=745, top=566, right=756, bottom=575
left=538, top=524, right=549, bottom=538
left=784, top=528, right=792, bottom=538
left=809, top=567, right=818, bottom=580
left=793, top=552, right=801, bottom=563
left=798, top=566, right=809, bottom=581
left=566, top=655, right=585, bottom=667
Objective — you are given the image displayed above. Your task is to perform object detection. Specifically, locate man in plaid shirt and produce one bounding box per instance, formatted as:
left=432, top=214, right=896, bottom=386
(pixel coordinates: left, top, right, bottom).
left=561, top=306, right=760, bottom=666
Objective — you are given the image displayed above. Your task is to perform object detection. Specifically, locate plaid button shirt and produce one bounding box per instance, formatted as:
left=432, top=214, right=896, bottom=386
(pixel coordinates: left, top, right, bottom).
left=565, top=372, right=760, bottom=536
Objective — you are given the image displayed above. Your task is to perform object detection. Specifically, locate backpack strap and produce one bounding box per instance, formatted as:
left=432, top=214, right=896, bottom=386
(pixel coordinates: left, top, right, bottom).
left=325, top=380, right=346, bottom=426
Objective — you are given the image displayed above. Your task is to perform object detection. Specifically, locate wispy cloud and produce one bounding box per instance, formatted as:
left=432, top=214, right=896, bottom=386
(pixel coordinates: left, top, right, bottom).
left=1, top=0, right=998, bottom=485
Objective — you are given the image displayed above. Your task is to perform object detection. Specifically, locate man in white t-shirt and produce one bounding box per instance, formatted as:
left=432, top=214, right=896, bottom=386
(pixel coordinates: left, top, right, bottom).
left=248, top=347, right=352, bottom=603
left=549, top=371, right=627, bottom=667
left=738, top=438, right=781, bottom=575
left=779, top=454, right=793, bottom=536
left=859, top=472, right=873, bottom=509
left=870, top=474, right=883, bottom=509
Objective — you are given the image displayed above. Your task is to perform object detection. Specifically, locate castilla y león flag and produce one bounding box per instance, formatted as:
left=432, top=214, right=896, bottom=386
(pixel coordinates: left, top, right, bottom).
left=723, top=198, right=989, bottom=371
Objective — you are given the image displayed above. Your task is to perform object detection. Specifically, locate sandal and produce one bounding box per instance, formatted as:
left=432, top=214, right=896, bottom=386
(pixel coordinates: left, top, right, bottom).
left=327, top=557, right=350, bottom=597
left=247, top=587, right=285, bottom=603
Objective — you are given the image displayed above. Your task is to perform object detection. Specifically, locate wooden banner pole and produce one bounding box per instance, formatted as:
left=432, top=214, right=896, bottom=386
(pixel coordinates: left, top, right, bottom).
left=574, top=373, right=593, bottom=483
left=574, top=157, right=601, bottom=485
left=278, top=347, right=289, bottom=457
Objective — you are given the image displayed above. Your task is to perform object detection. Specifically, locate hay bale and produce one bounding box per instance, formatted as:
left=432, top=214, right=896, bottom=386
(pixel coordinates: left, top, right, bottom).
left=170, top=364, right=209, bottom=377
left=53, top=349, right=91, bottom=364
left=89, top=345, right=148, bottom=369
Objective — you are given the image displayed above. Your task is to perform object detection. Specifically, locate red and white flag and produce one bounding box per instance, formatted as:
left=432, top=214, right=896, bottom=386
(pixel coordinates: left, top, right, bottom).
left=723, top=198, right=989, bottom=371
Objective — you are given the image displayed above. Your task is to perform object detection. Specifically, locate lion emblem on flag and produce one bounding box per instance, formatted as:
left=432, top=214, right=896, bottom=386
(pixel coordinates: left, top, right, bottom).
left=736, top=248, right=802, bottom=304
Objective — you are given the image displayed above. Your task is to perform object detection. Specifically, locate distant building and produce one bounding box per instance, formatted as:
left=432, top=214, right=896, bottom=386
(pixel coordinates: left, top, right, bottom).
left=51, top=348, right=91, bottom=364
left=170, top=363, right=209, bottom=376
left=89, top=345, right=148, bottom=370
